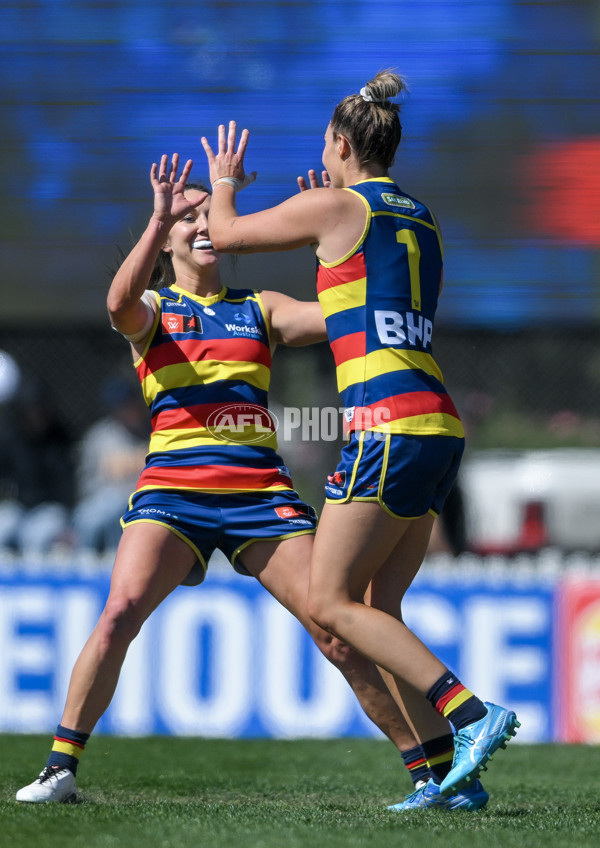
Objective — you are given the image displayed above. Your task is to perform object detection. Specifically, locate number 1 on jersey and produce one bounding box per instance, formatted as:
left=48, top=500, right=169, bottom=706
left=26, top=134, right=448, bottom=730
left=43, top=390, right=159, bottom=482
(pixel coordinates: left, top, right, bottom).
left=396, top=229, right=421, bottom=311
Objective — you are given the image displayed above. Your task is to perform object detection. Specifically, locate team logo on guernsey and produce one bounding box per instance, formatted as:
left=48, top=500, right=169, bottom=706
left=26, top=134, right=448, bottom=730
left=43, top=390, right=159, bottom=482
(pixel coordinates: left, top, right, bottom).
left=274, top=504, right=312, bottom=525
left=381, top=193, right=416, bottom=210
left=206, top=403, right=278, bottom=443
left=203, top=307, right=215, bottom=316
left=274, top=505, right=301, bottom=519
left=162, top=312, right=201, bottom=334
left=327, top=471, right=346, bottom=488
left=325, top=470, right=346, bottom=497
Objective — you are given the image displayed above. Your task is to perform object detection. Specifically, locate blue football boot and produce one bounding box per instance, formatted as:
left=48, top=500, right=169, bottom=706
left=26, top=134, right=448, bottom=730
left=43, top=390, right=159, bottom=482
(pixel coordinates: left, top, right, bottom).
left=388, top=778, right=489, bottom=811
left=440, top=702, right=520, bottom=795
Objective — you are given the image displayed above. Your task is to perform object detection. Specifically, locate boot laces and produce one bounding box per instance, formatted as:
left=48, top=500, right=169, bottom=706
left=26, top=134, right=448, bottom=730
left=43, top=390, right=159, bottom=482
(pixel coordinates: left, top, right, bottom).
left=38, top=766, right=63, bottom=784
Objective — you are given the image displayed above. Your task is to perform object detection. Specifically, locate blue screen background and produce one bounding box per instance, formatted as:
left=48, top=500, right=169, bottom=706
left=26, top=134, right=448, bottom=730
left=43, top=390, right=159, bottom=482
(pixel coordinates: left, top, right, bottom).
left=1, top=0, right=599, bottom=328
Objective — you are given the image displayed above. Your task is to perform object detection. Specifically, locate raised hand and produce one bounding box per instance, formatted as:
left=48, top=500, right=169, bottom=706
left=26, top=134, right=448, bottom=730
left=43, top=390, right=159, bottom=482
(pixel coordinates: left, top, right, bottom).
left=201, top=121, right=257, bottom=189
left=149, top=154, right=207, bottom=224
left=297, top=169, right=331, bottom=192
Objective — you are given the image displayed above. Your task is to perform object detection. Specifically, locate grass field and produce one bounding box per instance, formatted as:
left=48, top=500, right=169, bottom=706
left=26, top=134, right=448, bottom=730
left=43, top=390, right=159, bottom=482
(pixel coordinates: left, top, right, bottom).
left=1, top=735, right=599, bottom=848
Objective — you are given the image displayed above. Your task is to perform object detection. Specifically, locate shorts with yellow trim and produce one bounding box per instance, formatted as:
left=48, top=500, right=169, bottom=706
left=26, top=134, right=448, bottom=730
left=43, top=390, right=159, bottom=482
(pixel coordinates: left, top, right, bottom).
left=121, top=489, right=317, bottom=586
left=324, top=431, right=464, bottom=519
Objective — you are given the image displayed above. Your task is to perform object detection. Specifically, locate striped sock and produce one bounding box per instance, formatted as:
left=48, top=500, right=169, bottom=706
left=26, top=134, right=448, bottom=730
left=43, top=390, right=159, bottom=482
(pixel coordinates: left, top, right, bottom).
left=421, top=733, right=455, bottom=784
left=426, top=672, right=487, bottom=731
left=401, top=745, right=430, bottom=787
left=46, top=724, right=90, bottom=775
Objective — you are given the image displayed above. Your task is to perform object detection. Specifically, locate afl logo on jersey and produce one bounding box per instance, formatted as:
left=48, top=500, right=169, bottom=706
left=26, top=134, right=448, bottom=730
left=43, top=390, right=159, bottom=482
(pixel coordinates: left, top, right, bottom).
left=162, top=313, right=202, bottom=334
left=206, top=403, right=278, bottom=444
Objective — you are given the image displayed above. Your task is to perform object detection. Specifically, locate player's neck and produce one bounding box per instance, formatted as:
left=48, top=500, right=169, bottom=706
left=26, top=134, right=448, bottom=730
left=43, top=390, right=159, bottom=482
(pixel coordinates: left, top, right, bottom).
left=173, top=267, right=223, bottom=299
left=343, top=161, right=388, bottom=186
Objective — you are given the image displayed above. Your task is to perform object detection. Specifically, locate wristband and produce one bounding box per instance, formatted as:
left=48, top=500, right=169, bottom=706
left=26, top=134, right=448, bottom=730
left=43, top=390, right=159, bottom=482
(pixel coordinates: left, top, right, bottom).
left=212, top=172, right=256, bottom=192
left=212, top=176, right=244, bottom=191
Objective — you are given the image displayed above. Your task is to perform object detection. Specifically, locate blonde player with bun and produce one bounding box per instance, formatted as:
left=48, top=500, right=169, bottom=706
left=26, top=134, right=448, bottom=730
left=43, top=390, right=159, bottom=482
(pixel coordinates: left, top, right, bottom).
left=202, top=70, right=519, bottom=809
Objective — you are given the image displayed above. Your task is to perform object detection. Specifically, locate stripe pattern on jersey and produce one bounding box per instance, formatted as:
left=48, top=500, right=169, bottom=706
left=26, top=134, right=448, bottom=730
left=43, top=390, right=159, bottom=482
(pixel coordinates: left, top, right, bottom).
left=317, top=178, right=464, bottom=439
left=133, top=284, right=293, bottom=494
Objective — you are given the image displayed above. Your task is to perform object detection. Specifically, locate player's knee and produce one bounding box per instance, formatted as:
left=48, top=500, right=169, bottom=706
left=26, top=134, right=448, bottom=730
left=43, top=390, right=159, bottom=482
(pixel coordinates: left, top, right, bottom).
left=307, top=593, right=342, bottom=638
left=314, top=631, right=357, bottom=670
left=98, top=595, right=146, bottom=648
left=307, top=594, right=329, bottom=632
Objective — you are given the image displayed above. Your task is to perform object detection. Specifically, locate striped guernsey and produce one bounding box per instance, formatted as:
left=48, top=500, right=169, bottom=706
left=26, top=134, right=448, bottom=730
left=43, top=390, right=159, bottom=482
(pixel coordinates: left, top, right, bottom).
left=132, top=284, right=293, bottom=494
left=317, top=177, right=464, bottom=439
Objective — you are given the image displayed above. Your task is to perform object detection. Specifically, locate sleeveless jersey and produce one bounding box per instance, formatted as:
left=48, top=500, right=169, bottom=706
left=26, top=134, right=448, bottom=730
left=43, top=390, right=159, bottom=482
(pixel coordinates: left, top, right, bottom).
left=316, top=177, right=464, bottom=438
left=132, top=284, right=293, bottom=494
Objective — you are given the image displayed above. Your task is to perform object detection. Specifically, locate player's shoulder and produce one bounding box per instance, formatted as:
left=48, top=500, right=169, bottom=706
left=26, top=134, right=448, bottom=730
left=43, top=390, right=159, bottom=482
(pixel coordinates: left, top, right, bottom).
left=222, top=286, right=255, bottom=301
left=257, top=289, right=299, bottom=309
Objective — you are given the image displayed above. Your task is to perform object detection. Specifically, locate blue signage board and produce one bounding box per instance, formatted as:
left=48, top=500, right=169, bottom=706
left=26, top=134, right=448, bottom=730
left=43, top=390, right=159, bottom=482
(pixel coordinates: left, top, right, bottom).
left=0, top=566, right=555, bottom=741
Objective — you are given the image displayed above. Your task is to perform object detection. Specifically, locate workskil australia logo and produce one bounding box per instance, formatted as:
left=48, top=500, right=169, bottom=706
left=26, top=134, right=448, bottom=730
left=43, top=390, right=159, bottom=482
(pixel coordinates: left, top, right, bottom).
left=225, top=311, right=262, bottom=337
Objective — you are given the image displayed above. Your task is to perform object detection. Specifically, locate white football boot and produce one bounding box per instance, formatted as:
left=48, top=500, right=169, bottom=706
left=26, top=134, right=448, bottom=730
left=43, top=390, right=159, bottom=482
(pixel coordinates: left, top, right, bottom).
left=16, top=766, right=77, bottom=803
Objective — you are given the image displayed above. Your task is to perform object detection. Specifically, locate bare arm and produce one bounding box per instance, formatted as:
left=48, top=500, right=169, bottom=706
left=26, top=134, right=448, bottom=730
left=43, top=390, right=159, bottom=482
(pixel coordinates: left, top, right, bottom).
left=201, top=122, right=355, bottom=260
left=107, top=155, right=206, bottom=337
left=107, top=216, right=168, bottom=338
left=261, top=291, right=327, bottom=347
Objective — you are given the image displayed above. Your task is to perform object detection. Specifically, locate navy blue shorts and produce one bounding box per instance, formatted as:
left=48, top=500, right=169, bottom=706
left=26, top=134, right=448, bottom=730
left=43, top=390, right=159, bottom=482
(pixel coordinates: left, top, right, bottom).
left=324, top=431, right=464, bottom=519
left=121, top=489, right=317, bottom=585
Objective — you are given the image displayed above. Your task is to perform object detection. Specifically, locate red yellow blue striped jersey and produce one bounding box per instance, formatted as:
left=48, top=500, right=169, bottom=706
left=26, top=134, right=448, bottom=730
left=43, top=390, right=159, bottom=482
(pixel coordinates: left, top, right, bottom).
left=132, top=284, right=293, bottom=494
left=317, top=178, right=464, bottom=438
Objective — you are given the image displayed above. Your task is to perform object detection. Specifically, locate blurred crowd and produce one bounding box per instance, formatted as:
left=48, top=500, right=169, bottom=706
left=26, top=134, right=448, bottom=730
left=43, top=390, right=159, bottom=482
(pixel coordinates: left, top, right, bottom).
left=0, top=349, right=149, bottom=558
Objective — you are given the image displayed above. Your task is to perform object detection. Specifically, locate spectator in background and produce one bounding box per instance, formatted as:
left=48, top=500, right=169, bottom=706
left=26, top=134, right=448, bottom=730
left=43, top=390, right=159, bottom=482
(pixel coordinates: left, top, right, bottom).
left=71, top=376, right=149, bottom=554
left=0, top=350, right=74, bottom=555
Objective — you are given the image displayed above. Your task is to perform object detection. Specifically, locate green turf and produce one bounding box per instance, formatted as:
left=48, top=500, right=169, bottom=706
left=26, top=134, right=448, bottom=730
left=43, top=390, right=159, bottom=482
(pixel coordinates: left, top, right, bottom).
left=1, top=735, right=598, bottom=847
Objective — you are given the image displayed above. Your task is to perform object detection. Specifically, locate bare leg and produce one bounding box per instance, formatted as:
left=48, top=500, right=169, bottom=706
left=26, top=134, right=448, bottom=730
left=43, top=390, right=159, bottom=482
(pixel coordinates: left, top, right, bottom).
left=363, top=580, right=451, bottom=744
left=308, top=502, right=448, bottom=696
left=240, top=534, right=435, bottom=752
left=61, top=523, right=196, bottom=732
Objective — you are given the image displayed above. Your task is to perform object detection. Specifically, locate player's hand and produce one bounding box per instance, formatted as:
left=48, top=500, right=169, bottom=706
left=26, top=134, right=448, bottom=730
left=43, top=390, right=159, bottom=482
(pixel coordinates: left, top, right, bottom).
left=149, top=154, right=207, bottom=224
left=201, top=121, right=257, bottom=189
left=297, top=169, right=331, bottom=191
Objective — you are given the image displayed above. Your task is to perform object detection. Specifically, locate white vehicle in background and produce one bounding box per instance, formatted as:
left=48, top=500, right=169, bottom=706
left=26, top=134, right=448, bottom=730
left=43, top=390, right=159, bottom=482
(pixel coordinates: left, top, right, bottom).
left=460, top=449, right=600, bottom=555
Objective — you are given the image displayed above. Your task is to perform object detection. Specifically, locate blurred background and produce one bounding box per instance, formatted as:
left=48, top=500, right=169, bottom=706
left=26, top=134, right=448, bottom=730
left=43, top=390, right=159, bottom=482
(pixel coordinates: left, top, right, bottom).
left=0, top=0, right=599, bottom=743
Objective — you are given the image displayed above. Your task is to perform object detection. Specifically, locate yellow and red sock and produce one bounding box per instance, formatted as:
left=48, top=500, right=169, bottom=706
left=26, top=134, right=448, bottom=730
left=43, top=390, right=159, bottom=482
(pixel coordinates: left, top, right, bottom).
left=427, top=672, right=487, bottom=731
left=46, top=724, right=90, bottom=775
left=421, top=733, right=455, bottom=784
left=401, top=745, right=430, bottom=787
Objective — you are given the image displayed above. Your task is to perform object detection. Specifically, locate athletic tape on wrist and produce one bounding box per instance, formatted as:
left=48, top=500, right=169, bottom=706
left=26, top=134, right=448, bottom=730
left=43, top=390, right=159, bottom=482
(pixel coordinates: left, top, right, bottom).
left=212, top=176, right=243, bottom=191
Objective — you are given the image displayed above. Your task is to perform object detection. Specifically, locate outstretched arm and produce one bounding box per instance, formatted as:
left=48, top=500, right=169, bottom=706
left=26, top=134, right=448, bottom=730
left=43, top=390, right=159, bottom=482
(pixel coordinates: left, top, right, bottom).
left=261, top=291, right=327, bottom=347
left=107, top=154, right=206, bottom=338
left=201, top=122, right=338, bottom=255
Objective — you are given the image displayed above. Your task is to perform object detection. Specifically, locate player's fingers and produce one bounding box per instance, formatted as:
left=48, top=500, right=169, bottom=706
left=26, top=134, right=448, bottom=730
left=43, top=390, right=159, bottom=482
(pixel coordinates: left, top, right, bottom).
left=227, top=120, right=237, bottom=154
left=236, top=127, right=250, bottom=159
left=179, top=159, right=194, bottom=183
left=200, top=136, right=214, bottom=161
left=297, top=175, right=308, bottom=192
left=158, top=154, right=169, bottom=180
left=191, top=190, right=209, bottom=207
left=307, top=169, right=319, bottom=189
left=169, top=153, right=180, bottom=181
left=322, top=169, right=331, bottom=187
left=217, top=123, right=226, bottom=155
